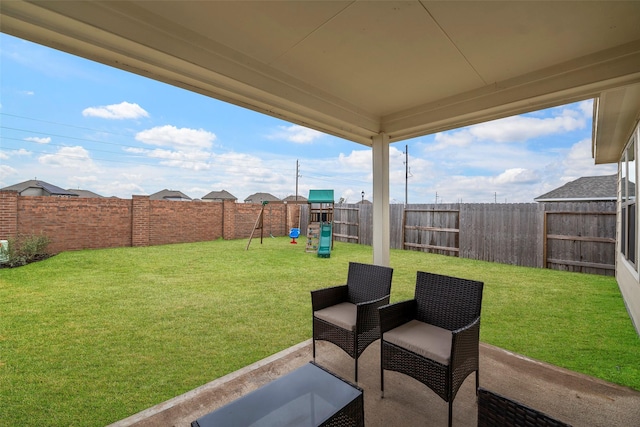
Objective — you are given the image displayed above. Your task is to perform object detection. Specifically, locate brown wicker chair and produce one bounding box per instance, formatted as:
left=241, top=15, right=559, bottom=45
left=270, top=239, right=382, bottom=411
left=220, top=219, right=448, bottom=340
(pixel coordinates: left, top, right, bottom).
left=380, top=271, right=483, bottom=427
left=312, top=261, right=393, bottom=382
left=478, top=388, right=572, bottom=427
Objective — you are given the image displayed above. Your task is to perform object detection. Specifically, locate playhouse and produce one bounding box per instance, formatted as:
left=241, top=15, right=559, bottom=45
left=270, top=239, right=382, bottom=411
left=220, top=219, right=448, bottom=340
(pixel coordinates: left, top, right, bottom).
left=306, top=190, right=334, bottom=258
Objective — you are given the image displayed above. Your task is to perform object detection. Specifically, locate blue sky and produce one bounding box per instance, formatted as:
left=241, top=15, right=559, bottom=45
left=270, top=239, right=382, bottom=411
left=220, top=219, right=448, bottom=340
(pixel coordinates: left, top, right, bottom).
left=1, top=33, right=616, bottom=203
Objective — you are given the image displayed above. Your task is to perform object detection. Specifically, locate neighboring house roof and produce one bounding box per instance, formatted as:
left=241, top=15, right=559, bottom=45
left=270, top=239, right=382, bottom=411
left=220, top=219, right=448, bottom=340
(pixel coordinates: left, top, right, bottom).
left=244, top=192, right=281, bottom=203
left=67, top=189, right=103, bottom=198
left=149, top=189, right=192, bottom=201
left=202, top=190, right=237, bottom=201
left=534, top=174, right=620, bottom=202
left=1, top=179, right=78, bottom=197
left=282, top=194, right=307, bottom=202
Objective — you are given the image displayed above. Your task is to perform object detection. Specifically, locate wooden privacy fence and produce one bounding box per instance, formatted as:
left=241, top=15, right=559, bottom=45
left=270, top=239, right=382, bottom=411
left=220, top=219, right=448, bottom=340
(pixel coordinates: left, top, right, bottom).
left=308, top=201, right=617, bottom=276
left=402, top=208, right=459, bottom=255
left=544, top=210, right=616, bottom=274
left=333, top=206, right=360, bottom=242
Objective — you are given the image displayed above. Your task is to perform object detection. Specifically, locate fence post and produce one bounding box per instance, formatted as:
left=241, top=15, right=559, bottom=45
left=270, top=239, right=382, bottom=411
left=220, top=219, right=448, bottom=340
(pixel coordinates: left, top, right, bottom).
left=132, top=195, right=150, bottom=247
left=222, top=199, right=236, bottom=240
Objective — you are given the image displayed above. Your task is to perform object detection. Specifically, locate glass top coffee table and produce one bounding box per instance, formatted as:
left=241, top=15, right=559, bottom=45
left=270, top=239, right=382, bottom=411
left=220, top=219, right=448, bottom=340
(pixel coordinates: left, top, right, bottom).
left=191, top=362, right=364, bottom=427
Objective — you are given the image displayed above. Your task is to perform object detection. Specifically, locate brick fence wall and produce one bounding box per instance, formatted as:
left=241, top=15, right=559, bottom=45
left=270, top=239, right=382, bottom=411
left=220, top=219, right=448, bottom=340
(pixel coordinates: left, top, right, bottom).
left=0, top=191, right=302, bottom=254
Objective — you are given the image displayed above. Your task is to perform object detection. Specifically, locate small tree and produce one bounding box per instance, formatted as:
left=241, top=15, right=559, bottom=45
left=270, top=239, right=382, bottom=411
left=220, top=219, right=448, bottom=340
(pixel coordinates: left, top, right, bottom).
left=0, top=233, right=52, bottom=267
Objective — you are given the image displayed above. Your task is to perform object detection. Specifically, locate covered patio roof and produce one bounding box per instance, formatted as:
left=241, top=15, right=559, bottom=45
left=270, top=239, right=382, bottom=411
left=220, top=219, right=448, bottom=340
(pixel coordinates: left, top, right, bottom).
left=2, top=1, right=640, bottom=264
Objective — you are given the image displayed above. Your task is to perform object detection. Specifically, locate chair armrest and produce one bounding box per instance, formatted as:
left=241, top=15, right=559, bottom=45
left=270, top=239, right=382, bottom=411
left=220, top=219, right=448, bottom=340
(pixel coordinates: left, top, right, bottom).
left=355, top=295, right=391, bottom=332
left=311, top=285, right=348, bottom=311
left=379, top=299, right=416, bottom=334
left=450, top=316, right=481, bottom=368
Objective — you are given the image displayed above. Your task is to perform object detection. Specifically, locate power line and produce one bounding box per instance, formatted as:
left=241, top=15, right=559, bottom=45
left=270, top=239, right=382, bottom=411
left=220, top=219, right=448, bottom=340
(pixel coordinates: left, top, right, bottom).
left=1, top=125, right=141, bottom=150
left=0, top=112, right=380, bottom=188
left=0, top=112, right=139, bottom=138
left=1, top=135, right=298, bottom=174
left=3, top=136, right=373, bottom=187
left=1, top=136, right=150, bottom=158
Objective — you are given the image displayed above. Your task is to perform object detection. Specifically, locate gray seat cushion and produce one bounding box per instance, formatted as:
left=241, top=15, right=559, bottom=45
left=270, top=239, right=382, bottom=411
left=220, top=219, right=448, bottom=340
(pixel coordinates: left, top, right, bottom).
left=383, top=319, right=452, bottom=365
left=314, top=302, right=357, bottom=331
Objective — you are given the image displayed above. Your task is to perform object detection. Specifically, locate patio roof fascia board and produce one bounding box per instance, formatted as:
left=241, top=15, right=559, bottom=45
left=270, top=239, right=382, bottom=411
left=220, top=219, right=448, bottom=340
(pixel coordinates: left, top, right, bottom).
left=0, top=1, right=380, bottom=146
left=593, top=83, right=640, bottom=164
left=382, top=40, right=640, bottom=143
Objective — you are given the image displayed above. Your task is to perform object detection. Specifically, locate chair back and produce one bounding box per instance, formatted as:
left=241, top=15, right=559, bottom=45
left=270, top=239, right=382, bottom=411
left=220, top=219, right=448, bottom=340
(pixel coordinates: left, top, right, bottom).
left=414, top=271, right=483, bottom=331
left=346, top=262, right=393, bottom=304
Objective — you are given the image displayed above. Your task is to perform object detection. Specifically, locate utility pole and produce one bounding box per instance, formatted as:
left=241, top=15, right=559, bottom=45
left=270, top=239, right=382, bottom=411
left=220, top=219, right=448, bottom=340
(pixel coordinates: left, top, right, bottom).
left=295, top=160, right=299, bottom=200
left=404, top=144, right=408, bottom=206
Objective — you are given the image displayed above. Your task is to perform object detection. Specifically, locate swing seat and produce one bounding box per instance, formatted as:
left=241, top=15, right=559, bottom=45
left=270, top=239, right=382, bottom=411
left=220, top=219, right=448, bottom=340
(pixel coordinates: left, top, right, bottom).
left=289, top=228, right=300, bottom=238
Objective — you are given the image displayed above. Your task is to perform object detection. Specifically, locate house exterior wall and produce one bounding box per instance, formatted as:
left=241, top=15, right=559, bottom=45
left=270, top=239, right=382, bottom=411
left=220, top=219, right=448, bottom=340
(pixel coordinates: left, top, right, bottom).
left=21, top=188, right=47, bottom=196
left=617, top=252, right=640, bottom=334
left=616, top=122, right=640, bottom=335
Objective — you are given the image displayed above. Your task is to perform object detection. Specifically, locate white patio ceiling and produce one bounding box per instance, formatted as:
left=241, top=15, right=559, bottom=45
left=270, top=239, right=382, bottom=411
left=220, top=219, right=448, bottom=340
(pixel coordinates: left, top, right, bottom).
left=2, top=0, right=640, bottom=264
left=2, top=1, right=639, bottom=149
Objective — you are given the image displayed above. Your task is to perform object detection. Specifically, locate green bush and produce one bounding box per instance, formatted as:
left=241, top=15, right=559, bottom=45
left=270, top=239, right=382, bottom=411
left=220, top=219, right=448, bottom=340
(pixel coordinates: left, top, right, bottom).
left=0, top=233, right=51, bottom=267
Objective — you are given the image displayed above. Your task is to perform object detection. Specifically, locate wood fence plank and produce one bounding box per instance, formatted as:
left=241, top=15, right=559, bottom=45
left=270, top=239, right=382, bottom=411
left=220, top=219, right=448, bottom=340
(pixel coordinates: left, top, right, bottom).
left=317, top=201, right=615, bottom=276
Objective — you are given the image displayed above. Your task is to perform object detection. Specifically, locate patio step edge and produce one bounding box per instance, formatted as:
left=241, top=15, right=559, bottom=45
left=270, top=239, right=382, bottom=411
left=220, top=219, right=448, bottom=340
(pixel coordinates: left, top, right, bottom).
left=107, top=339, right=312, bottom=427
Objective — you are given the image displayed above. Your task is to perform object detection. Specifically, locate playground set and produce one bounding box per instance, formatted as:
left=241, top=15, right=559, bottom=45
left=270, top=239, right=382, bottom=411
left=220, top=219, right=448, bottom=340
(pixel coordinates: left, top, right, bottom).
left=287, top=189, right=334, bottom=257
left=303, top=189, right=334, bottom=258
left=247, top=190, right=334, bottom=258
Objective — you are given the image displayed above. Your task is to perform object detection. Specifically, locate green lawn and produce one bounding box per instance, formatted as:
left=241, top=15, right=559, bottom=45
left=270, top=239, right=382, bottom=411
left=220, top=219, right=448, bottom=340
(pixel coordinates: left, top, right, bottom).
left=1, top=238, right=638, bottom=426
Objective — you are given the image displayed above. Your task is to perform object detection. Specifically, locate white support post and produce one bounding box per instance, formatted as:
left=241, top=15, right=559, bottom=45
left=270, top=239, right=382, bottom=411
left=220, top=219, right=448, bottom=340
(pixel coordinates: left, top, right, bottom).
left=372, top=132, right=390, bottom=266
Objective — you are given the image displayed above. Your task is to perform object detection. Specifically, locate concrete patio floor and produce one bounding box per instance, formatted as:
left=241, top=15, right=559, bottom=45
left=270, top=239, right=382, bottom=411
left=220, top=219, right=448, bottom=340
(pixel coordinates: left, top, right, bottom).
left=110, top=340, right=640, bottom=427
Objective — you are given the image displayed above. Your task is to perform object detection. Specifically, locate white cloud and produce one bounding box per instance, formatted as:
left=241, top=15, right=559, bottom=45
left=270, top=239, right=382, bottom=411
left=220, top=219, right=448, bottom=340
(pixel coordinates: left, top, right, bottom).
left=150, top=151, right=212, bottom=171
left=414, top=133, right=615, bottom=204
left=578, top=99, right=594, bottom=117
left=122, top=172, right=143, bottom=181
left=269, top=125, right=324, bottom=144
left=558, top=138, right=616, bottom=182
left=24, top=136, right=51, bottom=144
left=39, top=146, right=98, bottom=171
left=69, top=175, right=98, bottom=185
left=1, top=148, right=32, bottom=159
left=470, top=112, right=584, bottom=143
left=82, top=101, right=149, bottom=120
left=338, top=150, right=371, bottom=170
left=429, top=103, right=589, bottom=150
left=124, top=124, right=219, bottom=171
left=431, top=130, right=474, bottom=148
left=0, top=164, right=17, bottom=180
left=135, top=125, right=216, bottom=150
left=406, top=102, right=606, bottom=203
left=101, top=180, right=146, bottom=197
left=493, top=168, right=539, bottom=184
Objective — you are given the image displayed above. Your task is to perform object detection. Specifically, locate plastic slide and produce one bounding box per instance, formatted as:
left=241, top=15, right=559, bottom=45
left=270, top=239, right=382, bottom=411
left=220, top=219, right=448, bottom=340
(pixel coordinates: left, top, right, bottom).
left=317, top=223, right=332, bottom=258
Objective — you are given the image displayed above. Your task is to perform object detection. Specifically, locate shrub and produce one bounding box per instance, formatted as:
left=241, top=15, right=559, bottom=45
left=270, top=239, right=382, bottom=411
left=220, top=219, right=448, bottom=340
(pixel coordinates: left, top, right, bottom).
left=0, top=233, right=51, bottom=267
